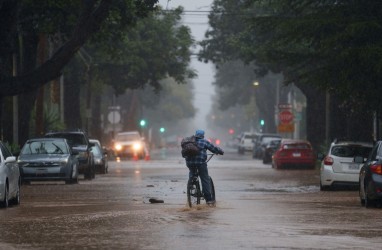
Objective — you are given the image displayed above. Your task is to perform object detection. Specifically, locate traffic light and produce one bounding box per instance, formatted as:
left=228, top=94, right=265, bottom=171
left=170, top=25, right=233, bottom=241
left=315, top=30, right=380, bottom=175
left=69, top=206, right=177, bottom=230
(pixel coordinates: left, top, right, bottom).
left=260, top=119, right=265, bottom=126
left=229, top=128, right=234, bottom=135
left=159, top=127, right=165, bottom=133
left=140, top=119, right=146, bottom=127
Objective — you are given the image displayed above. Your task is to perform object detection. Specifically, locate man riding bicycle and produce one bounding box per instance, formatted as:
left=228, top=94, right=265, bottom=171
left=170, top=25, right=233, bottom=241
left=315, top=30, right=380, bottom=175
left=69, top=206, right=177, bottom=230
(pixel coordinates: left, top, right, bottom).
left=185, top=130, right=224, bottom=205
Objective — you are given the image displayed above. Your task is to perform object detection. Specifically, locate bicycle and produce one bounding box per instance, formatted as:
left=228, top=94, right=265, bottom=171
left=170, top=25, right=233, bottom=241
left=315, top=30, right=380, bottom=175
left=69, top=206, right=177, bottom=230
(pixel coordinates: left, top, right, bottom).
left=186, top=153, right=216, bottom=208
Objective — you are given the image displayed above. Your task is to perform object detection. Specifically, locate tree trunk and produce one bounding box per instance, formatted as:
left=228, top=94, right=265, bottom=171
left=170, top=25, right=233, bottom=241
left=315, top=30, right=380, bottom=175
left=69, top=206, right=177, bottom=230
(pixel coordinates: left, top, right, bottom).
left=0, top=0, right=112, bottom=97
left=64, top=59, right=83, bottom=130
left=295, top=83, right=326, bottom=150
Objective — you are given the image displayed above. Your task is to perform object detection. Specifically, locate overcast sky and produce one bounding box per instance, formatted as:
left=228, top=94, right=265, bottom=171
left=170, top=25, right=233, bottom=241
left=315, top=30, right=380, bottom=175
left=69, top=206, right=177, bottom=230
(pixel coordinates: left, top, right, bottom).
left=158, top=0, right=215, bottom=131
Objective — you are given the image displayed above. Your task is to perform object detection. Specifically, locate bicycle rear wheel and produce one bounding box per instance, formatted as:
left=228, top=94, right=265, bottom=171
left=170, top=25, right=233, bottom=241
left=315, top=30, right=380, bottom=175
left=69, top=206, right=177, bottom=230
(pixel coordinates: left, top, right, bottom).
left=187, top=178, right=201, bottom=207
left=210, top=177, right=216, bottom=202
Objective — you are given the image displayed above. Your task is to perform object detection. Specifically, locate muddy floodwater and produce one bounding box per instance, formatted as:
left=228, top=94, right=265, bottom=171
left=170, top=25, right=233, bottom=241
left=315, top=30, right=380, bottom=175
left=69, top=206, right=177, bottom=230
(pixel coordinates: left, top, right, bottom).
left=1, top=148, right=381, bottom=249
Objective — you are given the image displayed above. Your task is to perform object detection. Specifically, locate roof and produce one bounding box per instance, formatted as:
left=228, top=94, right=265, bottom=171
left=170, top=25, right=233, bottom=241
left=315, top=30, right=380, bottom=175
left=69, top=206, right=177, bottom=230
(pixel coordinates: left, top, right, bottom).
left=330, top=141, right=373, bottom=147
left=281, top=139, right=311, bottom=144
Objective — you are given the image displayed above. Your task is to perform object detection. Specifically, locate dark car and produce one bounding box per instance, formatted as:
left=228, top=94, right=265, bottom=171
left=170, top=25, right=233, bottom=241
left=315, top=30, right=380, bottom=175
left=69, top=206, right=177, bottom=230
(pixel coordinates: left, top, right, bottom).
left=252, top=133, right=282, bottom=159
left=262, top=139, right=282, bottom=164
left=18, top=138, right=79, bottom=184
left=45, top=130, right=95, bottom=180
left=359, top=141, right=382, bottom=208
left=90, top=139, right=108, bottom=174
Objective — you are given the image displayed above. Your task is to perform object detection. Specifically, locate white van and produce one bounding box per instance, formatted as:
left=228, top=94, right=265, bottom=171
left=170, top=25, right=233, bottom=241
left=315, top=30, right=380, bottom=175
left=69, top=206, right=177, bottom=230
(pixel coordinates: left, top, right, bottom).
left=238, top=132, right=256, bottom=154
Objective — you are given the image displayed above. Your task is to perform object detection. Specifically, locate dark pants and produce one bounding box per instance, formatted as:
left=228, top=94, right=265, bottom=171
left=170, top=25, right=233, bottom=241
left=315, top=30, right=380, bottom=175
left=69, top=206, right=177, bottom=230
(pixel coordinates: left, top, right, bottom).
left=187, top=162, right=213, bottom=202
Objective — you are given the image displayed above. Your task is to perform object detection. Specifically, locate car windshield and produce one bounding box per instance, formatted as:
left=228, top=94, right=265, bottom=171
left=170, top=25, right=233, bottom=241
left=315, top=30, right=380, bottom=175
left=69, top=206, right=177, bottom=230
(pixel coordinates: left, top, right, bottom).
left=116, top=133, right=140, bottom=141
left=244, top=135, right=256, bottom=139
left=331, top=145, right=372, bottom=158
left=262, top=137, right=281, bottom=144
left=90, top=145, right=102, bottom=157
left=21, top=140, right=68, bottom=155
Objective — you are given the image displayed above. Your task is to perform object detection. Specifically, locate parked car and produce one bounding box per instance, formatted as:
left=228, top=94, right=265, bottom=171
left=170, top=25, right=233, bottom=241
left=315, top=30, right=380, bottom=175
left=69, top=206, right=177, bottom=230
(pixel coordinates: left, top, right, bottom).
left=262, top=139, right=282, bottom=164
left=18, top=138, right=80, bottom=184
left=90, top=139, right=108, bottom=174
left=0, top=141, right=20, bottom=208
left=320, top=141, right=372, bottom=191
left=252, top=133, right=282, bottom=159
left=113, top=131, right=147, bottom=159
left=45, top=130, right=95, bottom=180
left=359, top=140, right=382, bottom=207
left=238, top=132, right=256, bottom=154
left=272, top=139, right=316, bottom=169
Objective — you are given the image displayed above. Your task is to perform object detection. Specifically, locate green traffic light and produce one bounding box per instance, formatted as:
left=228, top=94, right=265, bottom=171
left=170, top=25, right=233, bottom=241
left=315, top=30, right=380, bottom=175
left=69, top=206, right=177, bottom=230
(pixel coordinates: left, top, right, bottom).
left=140, top=119, right=146, bottom=127
left=159, top=127, right=165, bottom=133
left=260, top=119, right=265, bottom=126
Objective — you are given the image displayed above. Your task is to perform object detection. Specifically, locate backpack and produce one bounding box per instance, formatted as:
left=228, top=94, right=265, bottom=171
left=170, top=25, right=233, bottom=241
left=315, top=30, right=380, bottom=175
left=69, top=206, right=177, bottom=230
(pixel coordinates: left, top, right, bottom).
left=181, top=136, right=200, bottom=158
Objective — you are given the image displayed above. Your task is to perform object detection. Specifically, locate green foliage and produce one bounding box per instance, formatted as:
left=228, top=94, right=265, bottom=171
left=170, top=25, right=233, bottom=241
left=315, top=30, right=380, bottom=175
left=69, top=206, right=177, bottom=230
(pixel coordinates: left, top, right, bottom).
left=4, top=142, right=20, bottom=155
left=200, top=0, right=382, bottom=115
left=89, top=6, right=196, bottom=94
left=142, top=77, right=196, bottom=122
left=29, top=104, right=66, bottom=137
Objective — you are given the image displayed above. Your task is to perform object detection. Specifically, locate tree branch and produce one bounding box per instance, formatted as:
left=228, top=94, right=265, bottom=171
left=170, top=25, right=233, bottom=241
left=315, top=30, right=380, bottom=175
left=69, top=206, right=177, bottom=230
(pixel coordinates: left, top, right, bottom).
left=0, top=0, right=112, bottom=97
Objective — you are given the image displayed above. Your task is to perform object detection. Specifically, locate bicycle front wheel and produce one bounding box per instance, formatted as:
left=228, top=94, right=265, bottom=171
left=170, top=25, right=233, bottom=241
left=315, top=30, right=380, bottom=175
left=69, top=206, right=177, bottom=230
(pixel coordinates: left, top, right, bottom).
left=210, top=177, right=216, bottom=202
left=187, top=178, right=201, bottom=207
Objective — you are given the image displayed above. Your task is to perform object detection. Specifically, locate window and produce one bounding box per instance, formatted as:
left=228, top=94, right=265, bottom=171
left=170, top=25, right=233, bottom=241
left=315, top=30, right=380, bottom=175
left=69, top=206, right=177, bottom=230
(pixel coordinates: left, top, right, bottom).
left=331, top=145, right=372, bottom=158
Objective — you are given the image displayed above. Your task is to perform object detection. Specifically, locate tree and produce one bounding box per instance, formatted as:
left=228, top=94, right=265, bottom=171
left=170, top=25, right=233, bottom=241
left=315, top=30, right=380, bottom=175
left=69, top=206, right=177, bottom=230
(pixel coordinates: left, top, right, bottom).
left=199, top=0, right=378, bottom=145
left=0, top=0, right=158, bottom=145
left=90, top=6, right=196, bottom=94
left=0, top=0, right=158, bottom=97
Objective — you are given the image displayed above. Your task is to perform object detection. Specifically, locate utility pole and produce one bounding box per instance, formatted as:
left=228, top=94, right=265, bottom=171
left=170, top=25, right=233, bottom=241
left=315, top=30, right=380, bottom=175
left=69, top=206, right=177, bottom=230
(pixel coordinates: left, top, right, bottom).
left=13, top=54, right=18, bottom=145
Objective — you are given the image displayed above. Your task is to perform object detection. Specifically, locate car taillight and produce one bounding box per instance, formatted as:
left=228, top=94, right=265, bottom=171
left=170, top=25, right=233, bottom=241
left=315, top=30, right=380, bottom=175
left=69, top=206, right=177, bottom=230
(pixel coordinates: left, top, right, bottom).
left=371, top=164, right=382, bottom=175
left=323, top=156, right=333, bottom=165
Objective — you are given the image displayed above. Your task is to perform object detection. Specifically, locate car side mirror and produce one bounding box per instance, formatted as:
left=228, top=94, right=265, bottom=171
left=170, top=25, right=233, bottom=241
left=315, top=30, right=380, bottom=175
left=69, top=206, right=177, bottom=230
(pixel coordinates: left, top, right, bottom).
left=71, top=149, right=79, bottom=155
left=354, top=156, right=365, bottom=163
left=5, top=156, right=16, bottom=163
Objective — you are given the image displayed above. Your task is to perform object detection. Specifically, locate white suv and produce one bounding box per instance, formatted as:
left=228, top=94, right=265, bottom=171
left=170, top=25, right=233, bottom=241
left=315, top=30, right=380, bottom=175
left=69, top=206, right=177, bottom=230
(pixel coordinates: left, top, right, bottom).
left=320, top=141, right=372, bottom=191
left=113, top=131, right=147, bottom=159
left=238, top=132, right=256, bottom=154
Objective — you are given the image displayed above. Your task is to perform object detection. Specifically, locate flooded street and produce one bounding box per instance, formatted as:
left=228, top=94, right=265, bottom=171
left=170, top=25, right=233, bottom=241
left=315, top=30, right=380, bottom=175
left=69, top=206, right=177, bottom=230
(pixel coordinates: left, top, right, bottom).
left=1, top=148, right=382, bottom=249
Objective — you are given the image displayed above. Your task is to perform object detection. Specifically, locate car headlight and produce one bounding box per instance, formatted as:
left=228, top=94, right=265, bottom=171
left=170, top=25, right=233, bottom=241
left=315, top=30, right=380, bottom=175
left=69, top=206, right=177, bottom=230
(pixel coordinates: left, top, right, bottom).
left=133, top=142, right=142, bottom=151
left=115, top=144, right=122, bottom=151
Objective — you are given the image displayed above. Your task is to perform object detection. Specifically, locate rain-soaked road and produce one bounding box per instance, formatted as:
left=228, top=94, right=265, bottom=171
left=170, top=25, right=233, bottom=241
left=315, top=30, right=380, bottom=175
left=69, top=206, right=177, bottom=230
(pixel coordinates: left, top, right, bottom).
left=1, top=148, right=382, bottom=249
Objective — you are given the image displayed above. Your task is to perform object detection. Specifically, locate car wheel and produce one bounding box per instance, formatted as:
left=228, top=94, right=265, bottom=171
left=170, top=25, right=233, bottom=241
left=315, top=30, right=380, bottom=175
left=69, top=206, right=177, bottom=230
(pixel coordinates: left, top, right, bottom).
left=359, top=178, right=365, bottom=206
left=84, top=167, right=92, bottom=180
left=364, top=184, right=374, bottom=208
left=320, top=182, right=330, bottom=191
left=91, top=165, right=96, bottom=179
left=360, top=190, right=365, bottom=206
left=100, top=165, right=106, bottom=174
left=10, top=179, right=21, bottom=206
left=0, top=184, right=9, bottom=208
left=66, top=165, right=79, bottom=184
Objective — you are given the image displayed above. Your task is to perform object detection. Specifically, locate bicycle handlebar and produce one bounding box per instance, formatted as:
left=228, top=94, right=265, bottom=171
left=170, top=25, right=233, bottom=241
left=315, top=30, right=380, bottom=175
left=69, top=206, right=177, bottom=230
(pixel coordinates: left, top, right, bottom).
left=206, top=153, right=215, bottom=163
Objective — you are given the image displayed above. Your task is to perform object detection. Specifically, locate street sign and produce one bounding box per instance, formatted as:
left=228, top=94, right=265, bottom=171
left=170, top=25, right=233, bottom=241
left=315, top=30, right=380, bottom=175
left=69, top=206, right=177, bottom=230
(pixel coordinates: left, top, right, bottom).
left=279, top=110, right=294, bottom=124
left=107, top=111, right=121, bottom=124
left=278, top=123, right=294, bottom=133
